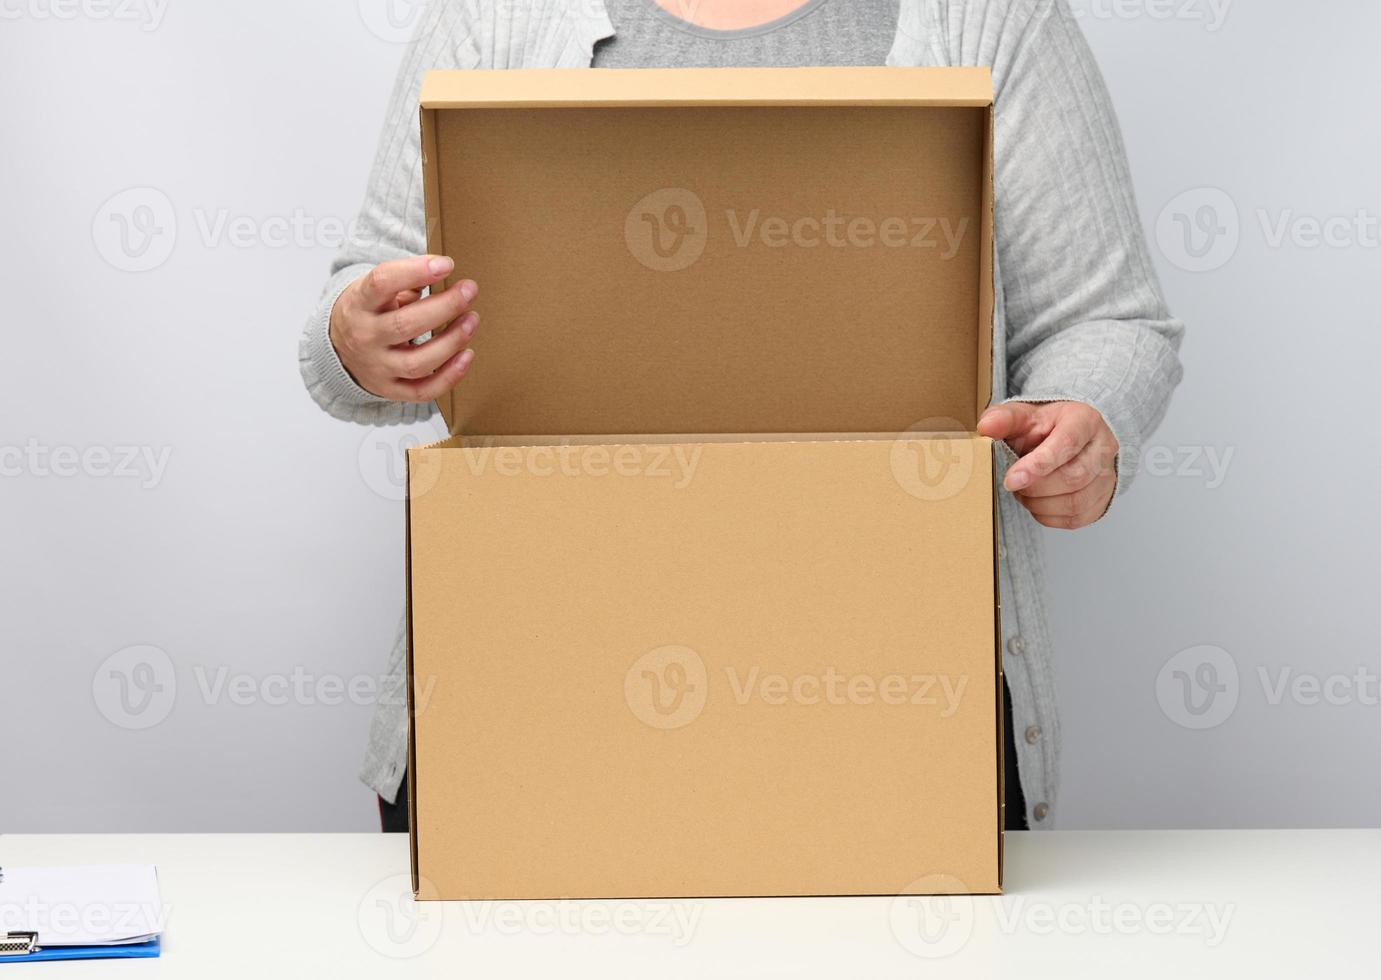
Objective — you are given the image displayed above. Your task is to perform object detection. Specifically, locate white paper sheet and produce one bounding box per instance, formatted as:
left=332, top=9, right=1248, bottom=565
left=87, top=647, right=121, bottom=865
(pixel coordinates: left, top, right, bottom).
left=0, top=865, right=163, bottom=947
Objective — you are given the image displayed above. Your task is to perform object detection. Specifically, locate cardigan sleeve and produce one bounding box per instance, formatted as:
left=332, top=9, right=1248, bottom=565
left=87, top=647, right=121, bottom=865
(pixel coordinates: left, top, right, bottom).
left=297, top=1, right=480, bottom=425
left=991, top=0, right=1185, bottom=496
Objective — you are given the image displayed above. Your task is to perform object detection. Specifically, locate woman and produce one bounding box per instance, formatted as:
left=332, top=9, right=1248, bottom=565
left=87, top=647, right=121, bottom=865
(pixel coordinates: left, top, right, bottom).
left=301, top=0, right=1184, bottom=833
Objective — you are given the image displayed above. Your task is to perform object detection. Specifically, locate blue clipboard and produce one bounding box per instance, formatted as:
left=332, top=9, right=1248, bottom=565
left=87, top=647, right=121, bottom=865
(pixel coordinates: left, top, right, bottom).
left=0, top=937, right=161, bottom=963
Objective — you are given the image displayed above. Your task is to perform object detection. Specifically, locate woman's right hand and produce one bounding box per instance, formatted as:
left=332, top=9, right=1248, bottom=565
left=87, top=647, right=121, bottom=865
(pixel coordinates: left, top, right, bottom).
left=329, top=255, right=479, bottom=403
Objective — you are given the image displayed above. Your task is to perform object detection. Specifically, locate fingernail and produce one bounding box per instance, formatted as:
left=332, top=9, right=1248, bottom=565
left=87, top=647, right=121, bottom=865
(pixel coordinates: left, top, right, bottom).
left=459, top=280, right=478, bottom=303
left=458, top=349, right=475, bottom=370
left=460, top=312, right=479, bottom=337
left=1007, top=470, right=1030, bottom=491
left=428, top=256, right=453, bottom=277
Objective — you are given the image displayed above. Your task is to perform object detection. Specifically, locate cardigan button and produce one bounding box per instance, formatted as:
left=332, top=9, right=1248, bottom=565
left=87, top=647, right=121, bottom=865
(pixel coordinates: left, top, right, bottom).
left=1025, top=725, right=1042, bottom=745
left=1007, top=636, right=1026, bottom=656
left=1033, top=802, right=1050, bottom=822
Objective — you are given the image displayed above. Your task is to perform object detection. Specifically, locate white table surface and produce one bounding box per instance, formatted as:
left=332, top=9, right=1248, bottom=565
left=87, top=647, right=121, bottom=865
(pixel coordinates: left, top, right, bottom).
left=1, top=830, right=1374, bottom=978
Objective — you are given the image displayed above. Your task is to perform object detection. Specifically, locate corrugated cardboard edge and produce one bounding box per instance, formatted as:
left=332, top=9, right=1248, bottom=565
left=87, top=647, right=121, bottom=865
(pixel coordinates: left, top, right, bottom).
left=404, top=452, right=420, bottom=896
left=992, top=444, right=1005, bottom=892
left=419, top=66, right=994, bottom=109
left=981, top=99, right=1002, bottom=893
left=419, top=105, right=457, bottom=433
left=977, top=104, right=995, bottom=421
left=405, top=434, right=457, bottom=898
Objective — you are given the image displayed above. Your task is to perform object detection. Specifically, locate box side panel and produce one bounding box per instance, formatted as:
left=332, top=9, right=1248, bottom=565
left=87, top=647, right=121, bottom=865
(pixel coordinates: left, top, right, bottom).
left=430, top=104, right=984, bottom=436
left=410, top=437, right=999, bottom=898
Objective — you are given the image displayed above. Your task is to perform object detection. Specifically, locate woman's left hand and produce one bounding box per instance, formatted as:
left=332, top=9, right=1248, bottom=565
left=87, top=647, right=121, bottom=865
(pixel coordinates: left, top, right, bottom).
left=978, top=401, right=1120, bottom=530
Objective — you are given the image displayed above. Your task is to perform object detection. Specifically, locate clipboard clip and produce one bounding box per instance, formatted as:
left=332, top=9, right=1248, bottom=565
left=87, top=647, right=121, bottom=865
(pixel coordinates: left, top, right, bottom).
left=1, top=932, right=39, bottom=956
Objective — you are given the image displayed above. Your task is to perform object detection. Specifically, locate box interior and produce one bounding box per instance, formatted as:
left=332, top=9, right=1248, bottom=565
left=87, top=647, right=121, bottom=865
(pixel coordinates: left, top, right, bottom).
left=420, top=67, right=993, bottom=439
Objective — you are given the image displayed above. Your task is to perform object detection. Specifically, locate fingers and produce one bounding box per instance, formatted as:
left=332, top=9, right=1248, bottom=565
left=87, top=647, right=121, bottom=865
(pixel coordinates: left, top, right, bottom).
left=977, top=402, right=1044, bottom=446
left=1015, top=441, right=1114, bottom=498
left=1004, top=408, right=1097, bottom=492
left=389, top=312, right=480, bottom=380
left=396, top=348, right=477, bottom=404
left=375, top=279, right=479, bottom=345
left=356, top=255, right=454, bottom=311
left=1021, top=477, right=1115, bottom=530
left=329, top=259, right=483, bottom=404
left=987, top=401, right=1119, bottom=529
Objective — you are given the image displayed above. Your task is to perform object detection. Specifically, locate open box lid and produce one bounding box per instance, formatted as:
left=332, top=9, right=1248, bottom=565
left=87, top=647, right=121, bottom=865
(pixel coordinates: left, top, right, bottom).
left=419, top=67, right=994, bottom=437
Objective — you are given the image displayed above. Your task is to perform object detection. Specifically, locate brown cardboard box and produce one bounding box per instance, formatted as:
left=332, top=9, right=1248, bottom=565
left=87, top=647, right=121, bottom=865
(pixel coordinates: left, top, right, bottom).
left=407, top=67, right=1002, bottom=900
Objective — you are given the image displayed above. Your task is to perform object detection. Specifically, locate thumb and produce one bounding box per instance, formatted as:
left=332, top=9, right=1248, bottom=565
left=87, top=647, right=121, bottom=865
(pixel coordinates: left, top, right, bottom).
left=977, top=402, right=1042, bottom=443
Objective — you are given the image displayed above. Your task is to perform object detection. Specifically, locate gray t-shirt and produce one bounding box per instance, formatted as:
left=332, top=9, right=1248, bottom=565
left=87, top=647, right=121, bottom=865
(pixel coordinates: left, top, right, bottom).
left=594, top=0, right=899, bottom=68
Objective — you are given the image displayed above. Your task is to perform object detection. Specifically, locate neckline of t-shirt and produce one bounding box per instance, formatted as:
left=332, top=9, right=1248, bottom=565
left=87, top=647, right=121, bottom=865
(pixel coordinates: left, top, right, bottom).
left=638, top=0, right=833, bottom=40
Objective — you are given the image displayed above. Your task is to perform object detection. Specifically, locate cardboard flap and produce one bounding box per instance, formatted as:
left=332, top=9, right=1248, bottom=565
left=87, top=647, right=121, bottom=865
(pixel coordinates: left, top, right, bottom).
left=421, top=67, right=995, bottom=437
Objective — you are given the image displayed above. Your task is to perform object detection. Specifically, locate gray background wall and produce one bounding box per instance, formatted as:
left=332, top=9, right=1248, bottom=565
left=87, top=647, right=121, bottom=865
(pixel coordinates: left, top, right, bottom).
left=2, top=0, right=1376, bottom=832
